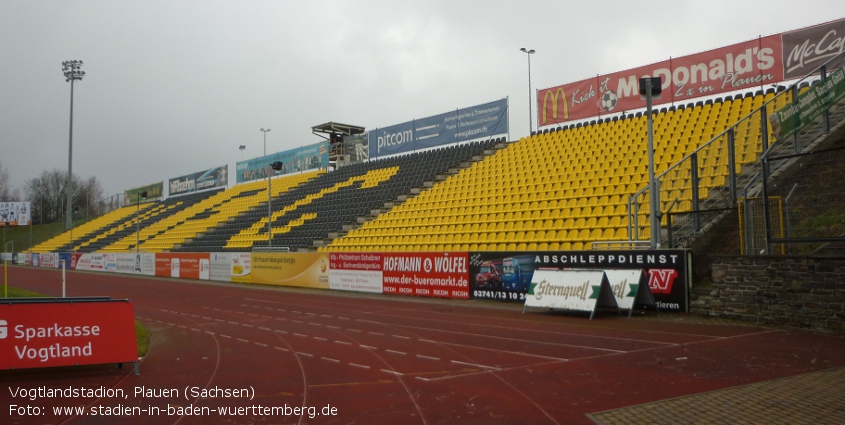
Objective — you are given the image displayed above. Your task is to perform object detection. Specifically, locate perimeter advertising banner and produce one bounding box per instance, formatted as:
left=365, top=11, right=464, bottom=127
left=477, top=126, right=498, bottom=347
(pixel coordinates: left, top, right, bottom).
left=250, top=253, right=330, bottom=289
left=236, top=142, right=328, bottom=184
left=39, top=252, right=59, bottom=268
left=169, top=165, right=228, bottom=196
left=773, top=67, right=845, bottom=139
left=329, top=252, right=383, bottom=293
left=468, top=250, right=690, bottom=312
left=112, top=253, right=156, bottom=276
left=124, top=182, right=164, bottom=204
left=368, top=98, right=508, bottom=158
left=208, top=252, right=251, bottom=283
left=0, top=300, right=137, bottom=370
left=155, top=253, right=210, bottom=280
left=0, top=202, right=30, bottom=226
left=381, top=252, right=470, bottom=299
left=538, top=17, right=845, bottom=126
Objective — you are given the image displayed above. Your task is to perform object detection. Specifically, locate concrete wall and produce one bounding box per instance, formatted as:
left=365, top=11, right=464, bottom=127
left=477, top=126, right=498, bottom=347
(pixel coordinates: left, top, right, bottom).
left=692, top=256, right=845, bottom=331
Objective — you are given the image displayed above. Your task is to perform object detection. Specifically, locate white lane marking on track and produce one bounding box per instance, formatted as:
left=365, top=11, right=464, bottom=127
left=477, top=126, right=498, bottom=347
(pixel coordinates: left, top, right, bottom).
left=293, top=333, right=307, bottom=337
left=309, top=323, right=322, bottom=326
left=313, top=337, right=327, bottom=341
left=220, top=335, right=232, bottom=339
left=236, top=338, right=249, bottom=343
left=255, top=342, right=268, bottom=347
left=228, top=321, right=238, bottom=325
left=292, top=310, right=301, bottom=314
left=321, top=357, right=340, bottom=363
left=348, top=329, right=362, bottom=333
left=338, top=317, right=350, bottom=320
left=416, top=354, right=440, bottom=361
left=369, top=332, right=385, bottom=336
left=451, top=360, right=501, bottom=370
left=190, top=328, right=201, bottom=332
left=327, top=326, right=340, bottom=330
left=296, top=352, right=313, bottom=357
left=360, top=345, right=377, bottom=350
left=349, top=363, right=370, bottom=369
left=334, top=341, right=351, bottom=345
left=321, top=315, right=332, bottom=318
left=380, top=369, right=404, bottom=376
left=258, top=327, right=271, bottom=331
left=292, top=320, right=304, bottom=324
left=242, top=324, right=254, bottom=328
left=202, top=317, right=212, bottom=320
left=274, top=346, right=289, bottom=352
left=385, top=350, right=406, bottom=355
left=274, top=329, right=288, bottom=334
left=392, top=335, right=410, bottom=339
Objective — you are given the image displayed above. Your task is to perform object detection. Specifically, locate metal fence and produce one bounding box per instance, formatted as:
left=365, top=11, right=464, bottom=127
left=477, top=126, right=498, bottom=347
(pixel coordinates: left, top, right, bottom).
left=629, top=51, right=845, bottom=255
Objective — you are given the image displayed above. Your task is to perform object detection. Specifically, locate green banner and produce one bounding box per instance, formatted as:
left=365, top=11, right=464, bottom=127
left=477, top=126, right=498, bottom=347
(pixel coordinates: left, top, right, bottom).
left=124, top=182, right=164, bottom=204
left=773, top=68, right=845, bottom=139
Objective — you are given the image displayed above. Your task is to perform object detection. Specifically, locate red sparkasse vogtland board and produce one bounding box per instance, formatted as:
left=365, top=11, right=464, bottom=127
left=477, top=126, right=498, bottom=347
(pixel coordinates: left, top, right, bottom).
left=0, top=301, right=138, bottom=370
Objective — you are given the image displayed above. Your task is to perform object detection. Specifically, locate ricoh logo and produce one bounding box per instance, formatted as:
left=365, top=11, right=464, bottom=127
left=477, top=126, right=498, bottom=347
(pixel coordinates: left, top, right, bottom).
left=376, top=128, right=413, bottom=153
left=0, top=320, right=7, bottom=339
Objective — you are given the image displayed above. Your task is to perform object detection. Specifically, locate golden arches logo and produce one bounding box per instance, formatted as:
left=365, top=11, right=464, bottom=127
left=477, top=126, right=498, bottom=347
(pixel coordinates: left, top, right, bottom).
left=541, top=87, right=569, bottom=124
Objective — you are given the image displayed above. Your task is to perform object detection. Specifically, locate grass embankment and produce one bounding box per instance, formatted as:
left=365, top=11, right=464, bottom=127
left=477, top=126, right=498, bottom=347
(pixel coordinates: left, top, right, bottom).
left=2, top=286, right=150, bottom=358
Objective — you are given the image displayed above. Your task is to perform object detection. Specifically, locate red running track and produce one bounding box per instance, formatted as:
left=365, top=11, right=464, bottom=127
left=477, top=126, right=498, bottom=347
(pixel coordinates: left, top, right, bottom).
left=2, top=266, right=845, bottom=425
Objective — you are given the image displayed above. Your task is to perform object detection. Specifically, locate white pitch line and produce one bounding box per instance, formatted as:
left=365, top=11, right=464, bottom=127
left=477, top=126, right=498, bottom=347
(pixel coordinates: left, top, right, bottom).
left=416, top=354, right=440, bottom=361
left=451, top=360, right=501, bottom=370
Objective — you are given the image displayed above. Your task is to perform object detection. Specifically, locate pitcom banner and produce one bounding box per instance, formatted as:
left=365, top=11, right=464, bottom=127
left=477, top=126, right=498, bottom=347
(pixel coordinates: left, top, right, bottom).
left=468, top=250, right=690, bottom=312
left=0, top=202, right=30, bottom=226
left=124, top=182, right=163, bottom=204
left=537, top=17, right=845, bottom=126
left=368, top=98, right=508, bottom=158
left=329, top=252, right=383, bottom=294
left=250, top=253, right=330, bottom=289
left=169, top=165, right=228, bottom=196
left=236, top=142, right=328, bottom=184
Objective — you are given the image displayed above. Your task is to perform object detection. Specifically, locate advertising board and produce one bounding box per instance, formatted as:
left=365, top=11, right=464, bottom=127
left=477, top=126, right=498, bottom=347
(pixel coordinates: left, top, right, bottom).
left=381, top=252, right=469, bottom=299
left=368, top=98, right=508, bottom=158
left=236, top=142, right=328, bottom=184
left=155, top=253, right=210, bottom=280
left=0, top=300, right=137, bottom=370
left=0, top=202, right=30, bottom=226
left=469, top=250, right=690, bottom=312
left=329, top=252, right=383, bottom=293
left=169, top=165, right=228, bottom=196
left=124, top=182, right=163, bottom=204
left=250, top=253, right=330, bottom=288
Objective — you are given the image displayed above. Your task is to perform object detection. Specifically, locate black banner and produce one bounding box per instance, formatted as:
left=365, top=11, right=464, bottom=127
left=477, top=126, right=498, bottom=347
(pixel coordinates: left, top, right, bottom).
left=468, top=250, right=691, bottom=312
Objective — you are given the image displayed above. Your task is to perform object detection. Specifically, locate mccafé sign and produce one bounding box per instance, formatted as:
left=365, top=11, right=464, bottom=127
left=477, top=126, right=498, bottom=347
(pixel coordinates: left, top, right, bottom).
left=538, top=17, right=845, bottom=126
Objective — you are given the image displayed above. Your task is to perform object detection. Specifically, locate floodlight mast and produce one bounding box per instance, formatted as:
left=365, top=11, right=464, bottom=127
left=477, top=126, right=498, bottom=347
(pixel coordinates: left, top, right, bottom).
left=520, top=48, right=536, bottom=135
left=62, top=60, right=85, bottom=243
left=260, top=128, right=271, bottom=156
left=267, top=161, right=283, bottom=248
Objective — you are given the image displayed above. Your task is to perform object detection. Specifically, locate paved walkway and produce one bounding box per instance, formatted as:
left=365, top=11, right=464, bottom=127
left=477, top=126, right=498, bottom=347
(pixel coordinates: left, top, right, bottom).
left=588, top=366, right=845, bottom=425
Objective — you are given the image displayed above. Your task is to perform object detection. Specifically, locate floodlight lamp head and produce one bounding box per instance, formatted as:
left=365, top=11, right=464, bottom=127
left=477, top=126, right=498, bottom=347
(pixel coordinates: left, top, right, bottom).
left=140, top=191, right=148, bottom=199
left=270, top=161, right=283, bottom=171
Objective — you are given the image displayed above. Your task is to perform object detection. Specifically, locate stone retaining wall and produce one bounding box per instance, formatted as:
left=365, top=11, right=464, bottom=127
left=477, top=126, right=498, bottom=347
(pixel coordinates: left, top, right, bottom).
left=692, top=256, right=845, bottom=331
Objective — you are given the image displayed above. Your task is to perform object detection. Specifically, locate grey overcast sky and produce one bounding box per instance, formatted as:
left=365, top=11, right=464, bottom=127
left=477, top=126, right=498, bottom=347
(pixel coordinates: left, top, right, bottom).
left=1, top=1, right=844, bottom=199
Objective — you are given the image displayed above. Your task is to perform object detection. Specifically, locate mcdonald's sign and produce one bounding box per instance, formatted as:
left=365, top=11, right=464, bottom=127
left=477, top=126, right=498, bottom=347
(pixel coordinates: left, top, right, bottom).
left=539, top=87, right=569, bottom=126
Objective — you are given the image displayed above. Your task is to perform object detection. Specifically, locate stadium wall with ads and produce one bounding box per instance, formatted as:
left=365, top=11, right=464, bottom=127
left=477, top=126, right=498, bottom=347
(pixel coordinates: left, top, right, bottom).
left=468, top=250, right=691, bottom=312
left=124, top=182, right=164, bottom=204
left=368, top=98, right=509, bottom=159
left=537, top=17, right=845, bottom=126
left=236, top=142, right=328, bottom=184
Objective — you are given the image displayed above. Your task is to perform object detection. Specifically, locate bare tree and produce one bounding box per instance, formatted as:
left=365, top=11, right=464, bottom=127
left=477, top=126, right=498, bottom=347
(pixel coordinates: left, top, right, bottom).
left=24, top=169, right=104, bottom=224
left=0, top=161, right=21, bottom=201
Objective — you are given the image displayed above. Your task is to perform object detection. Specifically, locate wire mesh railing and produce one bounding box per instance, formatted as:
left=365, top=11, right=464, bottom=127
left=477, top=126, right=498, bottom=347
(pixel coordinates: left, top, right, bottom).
left=629, top=51, right=845, bottom=252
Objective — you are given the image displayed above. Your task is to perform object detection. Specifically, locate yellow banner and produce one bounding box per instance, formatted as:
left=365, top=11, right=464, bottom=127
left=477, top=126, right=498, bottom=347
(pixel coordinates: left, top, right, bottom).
left=250, top=253, right=330, bottom=289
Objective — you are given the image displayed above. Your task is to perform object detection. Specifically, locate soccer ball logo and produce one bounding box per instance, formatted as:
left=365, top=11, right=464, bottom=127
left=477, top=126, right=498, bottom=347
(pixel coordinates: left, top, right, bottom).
left=600, top=90, right=618, bottom=112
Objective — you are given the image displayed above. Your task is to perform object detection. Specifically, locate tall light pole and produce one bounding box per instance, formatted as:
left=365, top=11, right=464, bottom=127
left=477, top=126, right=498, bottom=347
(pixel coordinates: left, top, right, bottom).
left=62, top=60, right=85, bottom=236
left=239, top=145, right=246, bottom=160
left=520, top=48, right=536, bottom=135
left=260, top=128, right=271, bottom=156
